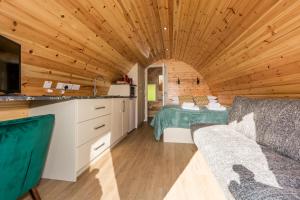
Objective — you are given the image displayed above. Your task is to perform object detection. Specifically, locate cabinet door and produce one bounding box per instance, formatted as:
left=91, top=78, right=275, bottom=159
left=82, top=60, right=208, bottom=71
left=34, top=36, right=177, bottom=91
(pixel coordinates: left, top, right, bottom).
left=128, top=99, right=136, bottom=132
left=111, top=99, right=123, bottom=144
left=122, top=99, right=130, bottom=136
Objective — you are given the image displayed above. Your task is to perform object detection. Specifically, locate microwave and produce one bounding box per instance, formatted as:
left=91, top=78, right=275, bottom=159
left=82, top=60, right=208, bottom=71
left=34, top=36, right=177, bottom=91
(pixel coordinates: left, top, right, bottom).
left=108, top=84, right=136, bottom=97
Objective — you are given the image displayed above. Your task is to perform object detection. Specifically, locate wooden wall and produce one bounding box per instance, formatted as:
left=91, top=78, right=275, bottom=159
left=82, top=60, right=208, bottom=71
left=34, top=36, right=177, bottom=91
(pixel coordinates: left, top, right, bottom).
left=153, top=60, right=211, bottom=103
left=198, top=0, right=300, bottom=105
left=0, top=0, right=142, bottom=96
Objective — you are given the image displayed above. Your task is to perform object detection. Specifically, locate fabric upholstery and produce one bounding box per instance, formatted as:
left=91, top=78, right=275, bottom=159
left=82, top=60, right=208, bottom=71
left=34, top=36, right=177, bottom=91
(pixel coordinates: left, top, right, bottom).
left=193, top=96, right=209, bottom=106
left=193, top=97, right=300, bottom=200
left=193, top=125, right=300, bottom=200
left=228, top=96, right=300, bottom=161
left=178, top=95, right=194, bottom=104
left=151, top=105, right=228, bottom=140
left=0, top=115, right=54, bottom=200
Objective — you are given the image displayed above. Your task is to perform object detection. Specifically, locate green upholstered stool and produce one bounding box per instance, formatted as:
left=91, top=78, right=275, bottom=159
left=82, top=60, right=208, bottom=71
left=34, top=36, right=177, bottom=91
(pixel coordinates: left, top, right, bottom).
left=0, top=114, right=55, bottom=200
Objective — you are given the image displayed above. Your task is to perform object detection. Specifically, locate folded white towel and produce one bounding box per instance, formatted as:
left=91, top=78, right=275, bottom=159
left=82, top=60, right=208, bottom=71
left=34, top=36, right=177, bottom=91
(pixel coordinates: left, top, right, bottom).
left=207, top=95, right=217, bottom=100
left=206, top=105, right=226, bottom=111
left=208, top=102, right=221, bottom=107
left=182, top=105, right=200, bottom=111
left=208, top=99, right=218, bottom=103
left=182, top=102, right=195, bottom=108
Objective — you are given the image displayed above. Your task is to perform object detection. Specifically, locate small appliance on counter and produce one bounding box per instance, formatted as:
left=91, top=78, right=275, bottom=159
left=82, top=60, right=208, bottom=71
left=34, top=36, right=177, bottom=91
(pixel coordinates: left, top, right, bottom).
left=108, top=84, right=136, bottom=97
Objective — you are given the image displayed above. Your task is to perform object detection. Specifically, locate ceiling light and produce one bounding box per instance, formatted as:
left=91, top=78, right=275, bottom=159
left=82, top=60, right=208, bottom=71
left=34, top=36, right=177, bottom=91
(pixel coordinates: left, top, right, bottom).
left=163, top=27, right=167, bottom=30
left=166, top=48, right=169, bottom=51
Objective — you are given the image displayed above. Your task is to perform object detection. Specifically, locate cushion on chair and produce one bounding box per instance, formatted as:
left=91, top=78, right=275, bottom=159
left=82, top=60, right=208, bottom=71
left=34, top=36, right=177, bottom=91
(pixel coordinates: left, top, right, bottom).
left=0, top=115, right=54, bottom=199
left=0, top=119, right=39, bottom=200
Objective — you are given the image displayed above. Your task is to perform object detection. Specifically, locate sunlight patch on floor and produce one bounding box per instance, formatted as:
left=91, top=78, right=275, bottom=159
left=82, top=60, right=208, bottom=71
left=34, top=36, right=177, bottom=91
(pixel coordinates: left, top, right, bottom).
left=91, top=150, right=120, bottom=200
left=164, top=151, right=227, bottom=200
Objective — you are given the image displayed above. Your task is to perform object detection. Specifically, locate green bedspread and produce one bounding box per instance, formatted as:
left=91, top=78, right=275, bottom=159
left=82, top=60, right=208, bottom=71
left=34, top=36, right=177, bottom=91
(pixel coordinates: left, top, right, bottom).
left=150, top=105, right=228, bottom=141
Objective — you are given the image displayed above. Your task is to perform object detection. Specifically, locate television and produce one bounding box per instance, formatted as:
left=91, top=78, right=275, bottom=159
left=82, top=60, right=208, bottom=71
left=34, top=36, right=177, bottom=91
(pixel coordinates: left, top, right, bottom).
left=0, top=35, right=21, bottom=94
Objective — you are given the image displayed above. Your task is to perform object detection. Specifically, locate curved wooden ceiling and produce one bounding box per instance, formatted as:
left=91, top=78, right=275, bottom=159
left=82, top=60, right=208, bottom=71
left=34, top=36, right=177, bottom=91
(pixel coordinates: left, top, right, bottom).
left=0, top=0, right=280, bottom=71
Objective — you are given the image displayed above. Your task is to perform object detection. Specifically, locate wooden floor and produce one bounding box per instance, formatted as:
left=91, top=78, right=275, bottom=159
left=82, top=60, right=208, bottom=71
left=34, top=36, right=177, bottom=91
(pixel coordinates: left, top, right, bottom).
left=21, top=123, right=226, bottom=200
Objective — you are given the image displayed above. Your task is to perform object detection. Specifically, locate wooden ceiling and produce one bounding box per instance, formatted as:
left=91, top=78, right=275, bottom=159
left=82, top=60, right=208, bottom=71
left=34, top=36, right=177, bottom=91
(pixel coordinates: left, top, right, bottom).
left=0, top=0, right=280, bottom=72
left=1, top=0, right=300, bottom=100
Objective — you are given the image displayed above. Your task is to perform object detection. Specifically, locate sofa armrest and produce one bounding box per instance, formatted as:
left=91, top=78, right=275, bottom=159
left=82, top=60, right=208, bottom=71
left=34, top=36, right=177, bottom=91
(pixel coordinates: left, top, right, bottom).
left=190, top=123, right=220, bottom=140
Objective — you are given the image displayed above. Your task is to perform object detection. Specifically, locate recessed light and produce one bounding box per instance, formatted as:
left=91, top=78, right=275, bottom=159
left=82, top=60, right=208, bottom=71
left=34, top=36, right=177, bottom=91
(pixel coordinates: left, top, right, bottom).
left=166, top=48, right=169, bottom=51
left=163, top=27, right=167, bottom=30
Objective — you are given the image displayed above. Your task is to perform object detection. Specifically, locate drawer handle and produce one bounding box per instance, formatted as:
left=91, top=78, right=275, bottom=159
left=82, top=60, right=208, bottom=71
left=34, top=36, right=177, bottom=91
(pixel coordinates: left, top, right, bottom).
left=95, top=106, right=105, bottom=110
left=94, top=124, right=105, bottom=130
left=94, top=142, right=105, bottom=151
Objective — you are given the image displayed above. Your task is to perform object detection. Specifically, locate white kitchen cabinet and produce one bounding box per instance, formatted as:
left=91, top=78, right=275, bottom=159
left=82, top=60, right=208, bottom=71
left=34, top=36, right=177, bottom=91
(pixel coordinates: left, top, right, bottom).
left=122, top=98, right=130, bottom=135
left=111, top=98, right=123, bottom=144
left=128, top=98, right=136, bottom=132
left=30, top=99, right=113, bottom=182
left=127, top=64, right=145, bottom=127
left=29, top=97, right=135, bottom=182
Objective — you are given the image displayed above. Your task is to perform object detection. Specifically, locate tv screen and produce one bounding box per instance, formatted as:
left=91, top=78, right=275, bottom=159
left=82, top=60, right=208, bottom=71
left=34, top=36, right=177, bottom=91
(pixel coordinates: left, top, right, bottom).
left=0, top=35, right=21, bottom=94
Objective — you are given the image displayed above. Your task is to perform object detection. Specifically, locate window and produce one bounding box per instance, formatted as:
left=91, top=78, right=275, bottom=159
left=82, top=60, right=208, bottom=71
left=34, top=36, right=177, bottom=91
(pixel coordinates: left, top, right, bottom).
left=148, top=84, right=156, bottom=101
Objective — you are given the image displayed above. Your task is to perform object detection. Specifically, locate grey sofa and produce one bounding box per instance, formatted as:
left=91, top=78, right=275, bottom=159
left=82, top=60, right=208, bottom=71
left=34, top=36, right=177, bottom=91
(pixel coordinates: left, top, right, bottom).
left=192, top=96, right=300, bottom=200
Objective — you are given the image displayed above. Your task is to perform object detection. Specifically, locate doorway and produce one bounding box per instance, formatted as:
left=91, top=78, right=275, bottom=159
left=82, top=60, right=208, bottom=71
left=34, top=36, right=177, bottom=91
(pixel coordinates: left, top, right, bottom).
left=145, top=64, right=167, bottom=122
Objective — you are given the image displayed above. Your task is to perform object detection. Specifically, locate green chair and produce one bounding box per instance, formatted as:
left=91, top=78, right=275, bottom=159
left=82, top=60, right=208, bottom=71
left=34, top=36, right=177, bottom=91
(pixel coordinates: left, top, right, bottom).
left=0, top=114, right=55, bottom=200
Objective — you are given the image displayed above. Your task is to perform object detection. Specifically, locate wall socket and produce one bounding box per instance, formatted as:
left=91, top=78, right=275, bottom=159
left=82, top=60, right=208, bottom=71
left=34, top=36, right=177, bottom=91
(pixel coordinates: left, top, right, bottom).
left=56, top=82, right=65, bottom=90
left=43, top=81, right=52, bottom=89
left=56, top=82, right=80, bottom=91
left=71, top=84, right=80, bottom=90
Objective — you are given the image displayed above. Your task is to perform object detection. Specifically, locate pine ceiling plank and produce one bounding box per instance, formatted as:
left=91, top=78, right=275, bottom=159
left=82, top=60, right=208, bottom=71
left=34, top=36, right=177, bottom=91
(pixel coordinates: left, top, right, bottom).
left=202, top=0, right=300, bottom=83
left=151, top=0, right=166, bottom=59
left=196, top=0, right=277, bottom=69
left=188, top=0, right=237, bottom=67
left=33, top=0, right=133, bottom=71
left=119, top=0, right=158, bottom=60
left=167, top=0, right=174, bottom=58
left=0, top=0, right=130, bottom=74
left=0, top=9, right=122, bottom=78
left=199, top=0, right=284, bottom=75
left=157, top=0, right=170, bottom=59
left=86, top=0, right=150, bottom=66
left=57, top=0, right=144, bottom=66
left=142, top=0, right=165, bottom=59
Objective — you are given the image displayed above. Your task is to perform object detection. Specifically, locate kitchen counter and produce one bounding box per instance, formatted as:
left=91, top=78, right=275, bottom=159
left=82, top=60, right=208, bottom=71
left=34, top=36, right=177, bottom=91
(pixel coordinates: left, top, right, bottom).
left=0, top=95, right=136, bottom=102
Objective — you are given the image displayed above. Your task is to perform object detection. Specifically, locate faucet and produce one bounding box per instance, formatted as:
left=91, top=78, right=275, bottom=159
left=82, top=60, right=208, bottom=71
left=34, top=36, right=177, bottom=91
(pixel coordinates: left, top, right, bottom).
left=93, top=75, right=104, bottom=97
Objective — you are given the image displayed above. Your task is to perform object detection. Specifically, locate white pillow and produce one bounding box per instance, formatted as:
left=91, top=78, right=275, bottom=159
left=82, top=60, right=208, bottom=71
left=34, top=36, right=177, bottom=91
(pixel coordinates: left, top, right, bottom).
left=209, top=99, right=218, bottom=103
left=207, top=95, right=217, bottom=100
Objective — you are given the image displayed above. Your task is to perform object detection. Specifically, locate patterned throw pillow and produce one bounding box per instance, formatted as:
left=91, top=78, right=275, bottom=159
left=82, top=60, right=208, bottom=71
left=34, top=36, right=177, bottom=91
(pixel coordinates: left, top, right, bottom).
left=178, top=96, right=194, bottom=105
left=193, top=96, right=209, bottom=106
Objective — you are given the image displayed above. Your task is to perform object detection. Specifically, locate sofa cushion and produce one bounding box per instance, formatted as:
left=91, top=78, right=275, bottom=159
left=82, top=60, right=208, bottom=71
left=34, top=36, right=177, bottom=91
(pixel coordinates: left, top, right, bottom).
left=228, top=96, right=300, bottom=161
left=193, top=125, right=300, bottom=200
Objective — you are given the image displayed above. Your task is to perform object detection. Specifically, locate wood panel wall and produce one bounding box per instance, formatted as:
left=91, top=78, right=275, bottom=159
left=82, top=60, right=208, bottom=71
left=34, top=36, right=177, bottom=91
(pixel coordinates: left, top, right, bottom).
left=153, top=60, right=211, bottom=104
left=198, top=0, right=300, bottom=105
left=0, top=0, right=141, bottom=96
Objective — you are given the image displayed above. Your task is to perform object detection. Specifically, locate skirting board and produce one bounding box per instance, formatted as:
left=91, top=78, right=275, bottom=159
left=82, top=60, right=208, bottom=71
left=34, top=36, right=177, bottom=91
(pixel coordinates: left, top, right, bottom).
left=163, top=128, right=194, bottom=144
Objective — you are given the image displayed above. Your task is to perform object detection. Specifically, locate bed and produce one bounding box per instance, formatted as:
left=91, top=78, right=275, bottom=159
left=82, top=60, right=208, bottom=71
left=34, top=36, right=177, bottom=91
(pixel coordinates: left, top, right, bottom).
left=150, top=105, right=228, bottom=143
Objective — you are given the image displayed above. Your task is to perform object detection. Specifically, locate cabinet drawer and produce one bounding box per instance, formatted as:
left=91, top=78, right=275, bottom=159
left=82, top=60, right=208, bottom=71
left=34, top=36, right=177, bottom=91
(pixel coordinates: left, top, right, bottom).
left=76, top=115, right=111, bottom=147
left=77, top=99, right=111, bottom=122
left=76, top=133, right=111, bottom=171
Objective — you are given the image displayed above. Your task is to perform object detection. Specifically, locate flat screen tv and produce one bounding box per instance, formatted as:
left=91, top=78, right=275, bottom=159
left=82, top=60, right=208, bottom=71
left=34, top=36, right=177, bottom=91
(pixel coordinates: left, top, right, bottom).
left=0, top=35, right=21, bottom=94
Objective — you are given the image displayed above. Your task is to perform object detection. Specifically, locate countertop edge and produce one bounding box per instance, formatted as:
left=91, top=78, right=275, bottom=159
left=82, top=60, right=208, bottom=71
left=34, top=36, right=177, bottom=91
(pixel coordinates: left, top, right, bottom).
left=0, top=95, right=137, bottom=102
